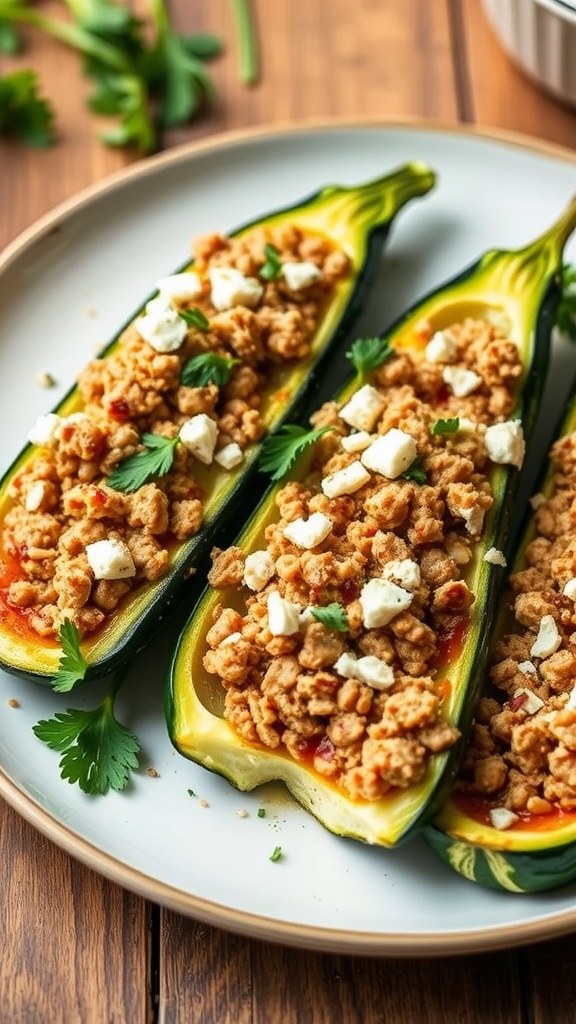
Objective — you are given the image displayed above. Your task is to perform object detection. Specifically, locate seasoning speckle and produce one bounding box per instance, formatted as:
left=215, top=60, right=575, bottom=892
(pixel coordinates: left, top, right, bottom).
left=7, top=698, right=20, bottom=708
left=146, top=767, right=160, bottom=778
left=236, top=808, right=248, bottom=818
left=36, top=371, right=56, bottom=388
left=199, top=798, right=210, bottom=808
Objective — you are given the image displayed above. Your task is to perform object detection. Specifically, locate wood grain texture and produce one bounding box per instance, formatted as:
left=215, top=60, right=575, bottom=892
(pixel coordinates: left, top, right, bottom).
left=0, top=801, right=150, bottom=1024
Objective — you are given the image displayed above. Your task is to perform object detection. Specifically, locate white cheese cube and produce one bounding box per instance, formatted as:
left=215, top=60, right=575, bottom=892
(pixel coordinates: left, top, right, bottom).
left=484, top=420, right=525, bottom=469
left=321, top=460, right=371, bottom=498
left=27, top=413, right=62, bottom=448
left=339, top=384, right=385, bottom=432
left=381, top=558, right=421, bottom=591
left=86, top=538, right=135, bottom=580
left=214, top=442, right=244, bottom=470
left=489, top=807, right=519, bottom=831
left=483, top=547, right=507, bottom=567
left=281, top=260, right=322, bottom=291
left=361, top=428, right=417, bottom=479
left=563, top=577, right=576, bottom=601
left=333, top=651, right=394, bottom=691
left=220, top=631, right=243, bottom=646
left=530, top=614, right=562, bottom=659
left=267, top=591, right=301, bottom=636
left=359, top=578, right=413, bottom=628
left=209, top=267, right=263, bottom=310
left=155, top=271, right=203, bottom=302
left=340, top=431, right=373, bottom=453
left=179, top=414, right=218, bottom=465
left=442, top=365, right=482, bottom=397
left=283, top=511, right=333, bottom=549
left=457, top=503, right=485, bottom=537
left=135, top=306, right=188, bottom=353
left=512, top=687, right=545, bottom=715
left=424, top=330, right=457, bottom=364
left=518, top=660, right=537, bottom=676
left=25, top=481, right=47, bottom=512
left=243, top=550, right=275, bottom=591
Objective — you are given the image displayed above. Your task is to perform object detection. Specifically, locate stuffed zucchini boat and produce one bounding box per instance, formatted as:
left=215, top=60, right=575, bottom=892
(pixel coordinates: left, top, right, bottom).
left=426, top=373, right=576, bottom=893
left=0, top=162, right=435, bottom=683
left=166, top=196, right=576, bottom=848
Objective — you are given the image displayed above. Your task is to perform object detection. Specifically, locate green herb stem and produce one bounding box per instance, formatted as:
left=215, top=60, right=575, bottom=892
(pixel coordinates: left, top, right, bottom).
left=230, top=0, right=259, bottom=85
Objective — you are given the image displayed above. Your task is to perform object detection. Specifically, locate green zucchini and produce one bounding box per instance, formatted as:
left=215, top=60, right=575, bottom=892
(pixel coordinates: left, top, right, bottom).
left=0, top=162, right=435, bottom=684
left=426, top=380, right=576, bottom=893
left=166, top=197, right=576, bottom=849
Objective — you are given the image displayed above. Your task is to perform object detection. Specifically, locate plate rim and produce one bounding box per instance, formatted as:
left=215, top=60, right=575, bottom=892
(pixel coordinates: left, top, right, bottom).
left=3, top=115, right=576, bottom=957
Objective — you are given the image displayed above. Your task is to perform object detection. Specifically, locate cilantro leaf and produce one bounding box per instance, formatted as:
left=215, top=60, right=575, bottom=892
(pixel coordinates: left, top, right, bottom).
left=33, top=673, right=140, bottom=795
left=52, top=619, right=88, bottom=693
left=555, top=264, right=576, bottom=341
left=431, top=417, right=460, bottom=435
left=106, top=432, right=178, bottom=492
left=178, top=307, right=210, bottom=332
left=310, top=603, right=349, bottom=632
left=345, top=336, right=395, bottom=382
left=180, top=352, right=240, bottom=388
left=401, top=457, right=428, bottom=484
left=258, top=424, right=334, bottom=481
left=260, top=243, right=282, bottom=281
left=269, top=845, right=282, bottom=862
left=0, top=70, right=56, bottom=147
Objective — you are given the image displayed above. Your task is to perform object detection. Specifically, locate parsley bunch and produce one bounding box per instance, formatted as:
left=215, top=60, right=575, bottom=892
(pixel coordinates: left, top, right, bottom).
left=0, top=0, right=258, bottom=152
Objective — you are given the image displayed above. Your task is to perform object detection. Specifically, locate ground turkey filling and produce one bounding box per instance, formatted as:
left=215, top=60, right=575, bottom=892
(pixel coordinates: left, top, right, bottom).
left=455, top=430, right=576, bottom=826
left=2, top=225, right=350, bottom=640
left=204, top=315, right=525, bottom=803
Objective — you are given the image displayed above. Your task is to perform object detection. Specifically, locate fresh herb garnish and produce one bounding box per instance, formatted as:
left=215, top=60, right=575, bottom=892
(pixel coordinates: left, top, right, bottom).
left=107, top=432, right=178, bottom=492
left=0, top=69, right=55, bottom=146
left=178, top=307, right=210, bottom=332
left=180, top=352, right=240, bottom=388
left=556, top=264, right=576, bottom=341
left=345, top=336, right=395, bottom=382
left=269, top=845, right=282, bottom=862
left=257, top=807, right=266, bottom=818
left=310, top=602, right=349, bottom=632
left=187, top=788, right=196, bottom=797
left=51, top=619, right=88, bottom=693
left=258, top=424, right=334, bottom=481
left=259, top=243, right=282, bottom=281
left=0, top=0, right=257, bottom=151
left=401, top=457, right=428, bottom=484
left=33, top=670, right=140, bottom=795
left=431, top=417, right=460, bottom=435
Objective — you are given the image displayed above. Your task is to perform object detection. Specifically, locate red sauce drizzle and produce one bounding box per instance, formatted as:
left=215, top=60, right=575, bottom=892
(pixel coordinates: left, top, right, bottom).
left=434, top=614, right=469, bottom=669
left=108, top=399, right=130, bottom=422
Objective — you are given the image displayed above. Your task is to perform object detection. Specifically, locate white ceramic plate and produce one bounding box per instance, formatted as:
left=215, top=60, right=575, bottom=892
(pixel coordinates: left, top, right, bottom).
left=2, top=121, right=576, bottom=958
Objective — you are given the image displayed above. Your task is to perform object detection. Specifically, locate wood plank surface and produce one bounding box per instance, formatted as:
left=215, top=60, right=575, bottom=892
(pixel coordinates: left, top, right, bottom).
left=1, top=1, right=576, bottom=1022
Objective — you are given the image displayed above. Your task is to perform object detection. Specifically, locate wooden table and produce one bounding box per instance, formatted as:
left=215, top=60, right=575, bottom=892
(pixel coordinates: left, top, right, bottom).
left=2, top=1, right=576, bottom=1020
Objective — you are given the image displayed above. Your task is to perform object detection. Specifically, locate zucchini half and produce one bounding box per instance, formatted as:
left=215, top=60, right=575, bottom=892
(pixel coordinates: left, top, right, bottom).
left=0, top=163, right=435, bottom=683
left=426, top=387, right=576, bottom=894
left=166, top=197, right=576, bottom=848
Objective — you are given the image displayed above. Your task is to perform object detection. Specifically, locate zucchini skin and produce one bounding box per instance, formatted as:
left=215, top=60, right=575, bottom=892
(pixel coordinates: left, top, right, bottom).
left=426, top=384, right=576, bottom=894
left=0, top=163, right=436, bottom=684
left=165, top=198, right=576, bottom=849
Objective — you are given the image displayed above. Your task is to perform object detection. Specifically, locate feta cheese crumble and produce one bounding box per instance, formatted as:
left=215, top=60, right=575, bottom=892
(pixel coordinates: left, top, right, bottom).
left=338, top=384, right=385, bottom=432
left=27, top=413, right=62, bottom=448
left=489, top=807, right=520, bottom=831
left=359, top=578, right=413, bottom=628
left=483, top=547, right=507, bottom=567
left=243, top=550, right=275, bottom=592
left=530, top=614, right=561, bottom=659
left=281, top=261, right=322, bottom=291
left=267, top=591, right=301, bottom=636
left=155, top=271, right=203, bottom=302
left=484, top=420, right=525, bottom=468
left=361, top=428, right=417, bottom=479
left=214, top=442, right=244, bottom=470
left=209, top=267, right=263, bottom=310
left=85, top=538, right=136, bottom=580
left=381, top=558, right=421, bottom=591
left=424, top=330, right=457, bottom=364
left=441, top=365, right=482, bottom=398
left=135, top=305, right=188, bottom=353
left=321, top=460, right=371, bottom=498
left=333, top=651, right=395, bottom=690
left=283, top=512, right=333, bottom=549
left=179, top=414, right=219, bottom=464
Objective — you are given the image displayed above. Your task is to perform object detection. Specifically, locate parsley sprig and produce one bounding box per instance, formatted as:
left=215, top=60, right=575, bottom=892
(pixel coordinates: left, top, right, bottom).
left=401, top=457, right=428, bottom=484
left=556, top=264, right=576, bottom=341
left=52, top=619, right=88, bottom=693
left=431, top=417, right=460, bottom=435
left=0, top=0, right=259, bottom=152
left=107, top=432, right=178, bottom=492
left=345, top=336, right=395, bottom=383
left=178, top=307, right=210, bottom=332
left=180, top=352, right=240, bottom=388
left=33, top=669, right=140, bottom=795
left=0, top=68, right=55, bottom=145
left=258, top=424, right=334, bottom=481
left=259, top=243, right=282, bottom=281
left=310, top=603, right=349, bottom=632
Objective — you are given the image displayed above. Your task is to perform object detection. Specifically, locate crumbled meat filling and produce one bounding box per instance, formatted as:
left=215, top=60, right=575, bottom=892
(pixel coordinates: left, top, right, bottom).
left=1, top=224, right=350, bottom=639
left=203, top=316, right=524, bottom=802
left=456, top=430, right=576, bottom=819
